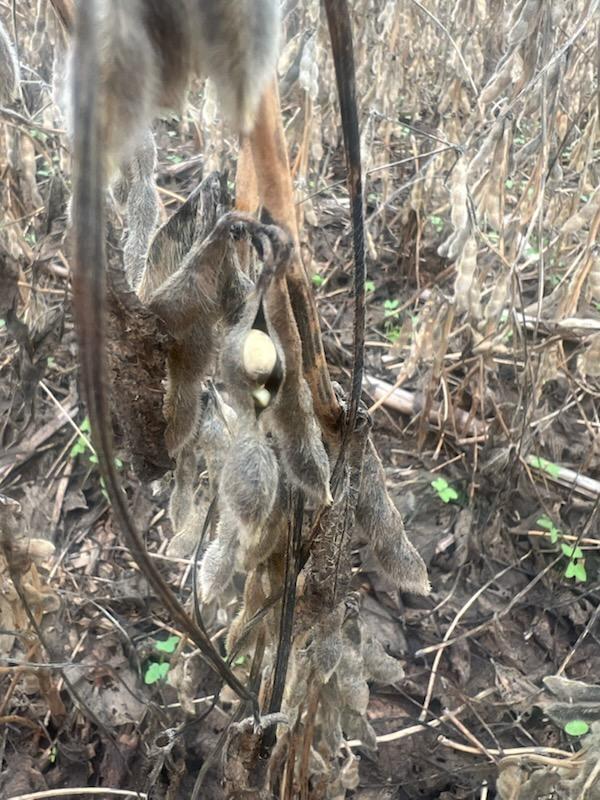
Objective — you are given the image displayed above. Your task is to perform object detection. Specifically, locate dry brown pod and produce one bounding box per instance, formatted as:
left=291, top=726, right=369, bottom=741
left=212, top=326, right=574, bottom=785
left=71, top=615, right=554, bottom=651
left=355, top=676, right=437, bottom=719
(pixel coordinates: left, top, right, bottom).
left=262, top=268, right=332, bottom=506
left=219, top=430, right=280, bottom=543
left=0, top=18, right=19, bottom=105
left=356, top=440, right=430, bottom=595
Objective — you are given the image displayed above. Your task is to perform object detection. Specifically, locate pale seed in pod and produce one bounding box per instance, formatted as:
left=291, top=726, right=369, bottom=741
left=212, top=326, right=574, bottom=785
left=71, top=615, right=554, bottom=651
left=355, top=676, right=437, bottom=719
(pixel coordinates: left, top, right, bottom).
left=242, top=329, right=278, bottom=383
left=252, top=387, right=272, bottom=408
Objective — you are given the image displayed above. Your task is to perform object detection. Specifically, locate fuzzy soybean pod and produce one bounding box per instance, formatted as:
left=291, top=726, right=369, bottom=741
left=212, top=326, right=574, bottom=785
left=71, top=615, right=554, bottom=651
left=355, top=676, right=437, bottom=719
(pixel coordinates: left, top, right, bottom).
left=355, top=439, right=430, bottom=595
left=218, top=430, right=280, bottom=546
left=0, top=18, right=19, bottom=104
left=589, top=250, right=600, bottom=303
left=454, top=236, right=478, bottom=315
left=263, top=269, right=333, bottom=506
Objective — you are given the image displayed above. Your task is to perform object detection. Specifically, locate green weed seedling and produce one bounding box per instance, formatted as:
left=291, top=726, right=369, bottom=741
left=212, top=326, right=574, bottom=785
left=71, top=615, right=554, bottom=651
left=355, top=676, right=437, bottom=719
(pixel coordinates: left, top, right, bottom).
left=537, top=515, right=560, bottom=544
left=383, top=298, right=403, bottom=342
left=70, top=416, right=124, bottom=499
left=144, top=662, right=170, bottom=685
left=564, top=720, right=589, bottom=737
left=154, top=635, right=180, bottom=654
left=311, top=273, right=325, bottom=288
left=70, top=416, right=92, bottom=460
left=144, top=635, right=181, bottom=685
left=431, top=477, right=459, bottom=504
left=383, top=298, right=400, bottom=318
left=529, top=455, right=561, bottom=478
left=536, top=515, right=587, bottom=584
left=429, top=215, right=444, bottom=233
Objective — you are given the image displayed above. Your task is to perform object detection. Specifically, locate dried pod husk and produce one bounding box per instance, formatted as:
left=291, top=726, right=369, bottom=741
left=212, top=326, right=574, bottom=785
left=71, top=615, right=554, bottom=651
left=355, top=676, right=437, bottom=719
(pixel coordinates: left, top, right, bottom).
left=340, top=753, right=360, bottom=791
left=142, top=201, right=252, bottom=456
left=263, top=270, right=332, bottom=506
left=508, top=0, right=542, bottom=46
left=318, top=681, right=345, bottom=756
left=578, top=334, right=600, bottom=379
left=166, top=500, right=208, bottom=559
left=22, top=539, right=56, bottom=565
left=336, top=649, right=370, bottom=716
left=196, top=385, right=238, bottom=489
left=198, top=507, right=238, bottom=602
left=541, top=678, right=600, bottom=727
left=362, top=637, right=404, bottom=684
left=310, top=604, right=346, bottom=685
left=238, top=481, right=287, bottom=570
left=0, top=19, right=19, bottom=104
left=438, top=158, right=469, bottom=260
left=543, top=701, right=600, bottom=727
left=544, top=676, right=600, bottom=704
left=479, top=54, right=515, bottom=106
left=168, top=443, right=198, bottom=533
left=454, top=236, right=478, bottom=314
left=561, top=187, right=600, bottom=235
left=356, top=441, right=430, bottom=595
left=468, top=119, right=505, bottom=181
left=219, top=430, right=279, bottom=541
left=167, top=651, right=204, bottom=715
left=225, top=564, right=269, bottom=657
left=340, top=709, right=377, bottom=751
left=221, top=289, right=281, bottom=418
left=114, top=130, right=160, bottom=291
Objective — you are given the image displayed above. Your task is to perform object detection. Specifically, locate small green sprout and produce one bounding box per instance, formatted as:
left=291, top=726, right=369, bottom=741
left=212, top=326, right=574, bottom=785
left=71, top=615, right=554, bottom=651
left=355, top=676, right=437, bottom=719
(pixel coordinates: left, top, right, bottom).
left=383, top=298, right=400, bottom=317
left=537, top=515, right=560, bottom=544
left=311, top=273, right=325, bottom=288
left=144, top=636, right=181, bottom=684
left=560, top=543, right=583, bottom=560
left=429, top=215, right=444, bottom=232
left=431, top=477, right=459, bottom=504
left=71, top=417, right=124, bottom=500
left=154, top=635, right=180, bottom=654
left=564, top=720, right=589, bottom=737
left=564, top=560, right=587, bottom=583
left=529, top=456, right=561, bottom=478
left=70, top=417, right=92, bottom=459
left=536, top=514, right=588, bottom=583
left=144, top=662, right=170, bottom=685
left=365, top=280, right=375, bottom=293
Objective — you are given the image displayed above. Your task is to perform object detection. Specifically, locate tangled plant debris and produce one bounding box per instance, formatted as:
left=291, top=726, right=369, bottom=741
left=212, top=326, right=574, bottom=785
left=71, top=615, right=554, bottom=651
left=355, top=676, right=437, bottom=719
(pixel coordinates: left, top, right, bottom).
left=1, top=1, right=600, bottom=799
